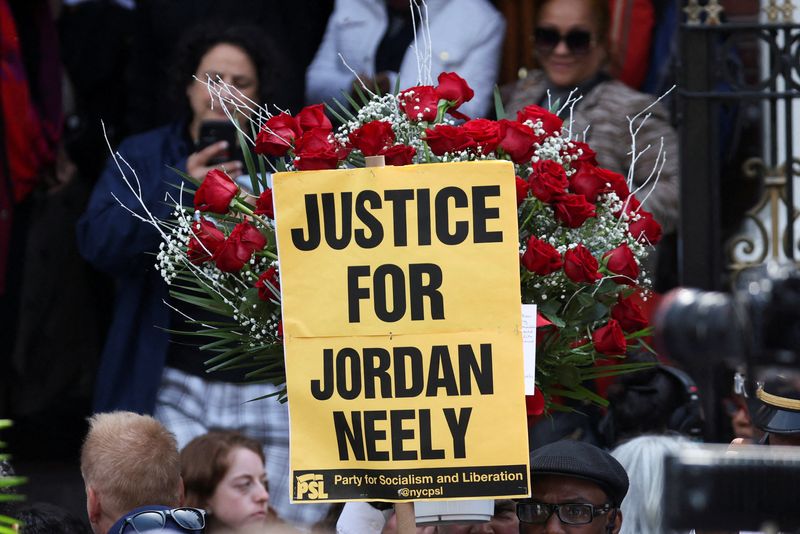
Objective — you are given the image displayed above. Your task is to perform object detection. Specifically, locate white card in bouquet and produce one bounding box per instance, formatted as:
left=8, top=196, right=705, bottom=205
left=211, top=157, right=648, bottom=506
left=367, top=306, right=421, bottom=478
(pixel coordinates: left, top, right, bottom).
left=521, top=304, right=537, bottom=395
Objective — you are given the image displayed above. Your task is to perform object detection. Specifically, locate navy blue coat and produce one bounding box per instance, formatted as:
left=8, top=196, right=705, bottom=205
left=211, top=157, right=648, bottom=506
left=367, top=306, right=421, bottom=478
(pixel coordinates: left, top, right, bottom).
left=77, top=122, right=190, bottom=414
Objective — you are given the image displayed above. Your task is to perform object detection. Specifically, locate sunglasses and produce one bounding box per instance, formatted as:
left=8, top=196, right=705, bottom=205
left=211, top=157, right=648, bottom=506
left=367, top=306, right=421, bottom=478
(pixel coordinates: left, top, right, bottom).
left=534, top=27, right=594, bottom=55
left=119, top=508, right=206, bottom=534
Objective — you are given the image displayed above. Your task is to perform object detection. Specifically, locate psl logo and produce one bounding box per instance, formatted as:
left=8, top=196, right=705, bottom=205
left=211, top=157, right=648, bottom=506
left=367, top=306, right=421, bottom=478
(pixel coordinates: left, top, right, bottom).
left=296, top=473, right=329, bottom=500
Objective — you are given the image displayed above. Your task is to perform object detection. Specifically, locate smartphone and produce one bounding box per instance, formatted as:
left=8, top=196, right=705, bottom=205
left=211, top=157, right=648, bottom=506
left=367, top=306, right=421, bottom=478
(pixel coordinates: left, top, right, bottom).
left=196, top=120, right=242, bottom=165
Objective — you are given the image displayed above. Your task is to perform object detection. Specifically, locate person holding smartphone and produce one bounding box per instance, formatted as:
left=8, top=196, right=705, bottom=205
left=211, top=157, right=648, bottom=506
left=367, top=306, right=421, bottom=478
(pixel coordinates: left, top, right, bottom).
left=77, top=24, right=330, bottom=529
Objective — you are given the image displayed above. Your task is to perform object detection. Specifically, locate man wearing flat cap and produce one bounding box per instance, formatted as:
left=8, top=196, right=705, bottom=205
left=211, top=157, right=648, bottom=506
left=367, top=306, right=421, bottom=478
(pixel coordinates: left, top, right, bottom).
left=517, top=440, right=628, bottom=534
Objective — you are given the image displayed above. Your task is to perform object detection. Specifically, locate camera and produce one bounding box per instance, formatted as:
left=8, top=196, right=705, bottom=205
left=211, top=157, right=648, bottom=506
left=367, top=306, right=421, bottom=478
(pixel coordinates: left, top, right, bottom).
left=663, top=444, right=800, bottom=532
left=654, top=262, right=800, bottom=366
left=656, top=264, right=800, bottom=531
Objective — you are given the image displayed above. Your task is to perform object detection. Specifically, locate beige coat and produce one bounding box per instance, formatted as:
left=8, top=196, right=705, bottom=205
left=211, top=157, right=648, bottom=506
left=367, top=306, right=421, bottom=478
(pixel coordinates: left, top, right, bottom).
left=504, top=70, right=680, bottom=235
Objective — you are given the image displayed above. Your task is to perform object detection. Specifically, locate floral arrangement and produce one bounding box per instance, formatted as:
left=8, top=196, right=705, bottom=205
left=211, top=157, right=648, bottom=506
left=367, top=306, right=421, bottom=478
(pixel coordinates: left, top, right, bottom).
left=146, top=72, right=660, bottom=413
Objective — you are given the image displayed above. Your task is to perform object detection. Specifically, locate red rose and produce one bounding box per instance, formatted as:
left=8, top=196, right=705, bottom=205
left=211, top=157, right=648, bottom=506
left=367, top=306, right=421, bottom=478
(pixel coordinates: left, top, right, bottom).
left=187, top=218, right=225, bottom=264
left=497, top=119, right=538, bottom=164
left=592, top=319, right=627, bottom=355
left=563, top=244, right=601, bottom=283
left=294, top=128, right=340, bottom=170
left=521, top=235, right=563, bottom=275
left=596, top=167, right=630, bottom=201
left=603, top=243, right=639, bottom=284
left=213, top=222, right=267, bottom=273
left=516, top=104, right=563, bottom=136
left=254, top=113, right=302, bottom=156
left=349, top=120, right=396, bottom=156
left=566, top=141, right=598, bottom=170
left=295, top=104, right=332, bottom=133
left=399, top=85, right=439, bottom=122
left=461, top=118, right=501, bottom=154
left=194, top=169, right=239, bottom=213
left=628, top=208, right=662, bottom=245
left=552, top=193, right=596, bottom=228
left=255, top=265, right=280, bottom=302
left=423, top=124, right=476, bottom=156
left=529, top=160, right=568, bottom=203
left=515, top=176, right=529, bottom=206
left=335, top=142, right=352, bottom=161
left=569, top=165, right=611, bottom=203
left=525, top=386, right=545, bottom=416
left=255, top=188, right=274, bottom=218
left=381, top=144, right=416, bottom=166
left=436, top=72, right=474, bottom=117
left=611, top=294, right=648, bottom=332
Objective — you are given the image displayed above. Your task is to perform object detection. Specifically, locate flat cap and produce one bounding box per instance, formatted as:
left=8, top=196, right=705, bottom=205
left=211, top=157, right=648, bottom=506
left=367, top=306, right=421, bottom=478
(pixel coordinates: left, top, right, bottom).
left=530, top=439, right=629, bottom=506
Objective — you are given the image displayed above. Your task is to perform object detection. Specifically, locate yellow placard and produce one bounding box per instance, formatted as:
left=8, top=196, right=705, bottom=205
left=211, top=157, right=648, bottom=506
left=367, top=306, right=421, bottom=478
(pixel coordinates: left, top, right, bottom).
left=273, top=161, right=530, bottom=503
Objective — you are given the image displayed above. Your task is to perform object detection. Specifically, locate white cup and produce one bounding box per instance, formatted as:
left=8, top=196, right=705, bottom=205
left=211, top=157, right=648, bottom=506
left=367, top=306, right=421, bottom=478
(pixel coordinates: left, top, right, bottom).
left=414, top=499, right=494, bottom=525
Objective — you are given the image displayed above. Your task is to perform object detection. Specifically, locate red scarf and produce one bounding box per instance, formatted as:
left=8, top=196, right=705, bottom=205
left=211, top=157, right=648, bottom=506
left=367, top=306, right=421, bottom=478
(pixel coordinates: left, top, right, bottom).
left=0, top=0, right=62, bottom=293
left=1, top=0, right=61, bottom=201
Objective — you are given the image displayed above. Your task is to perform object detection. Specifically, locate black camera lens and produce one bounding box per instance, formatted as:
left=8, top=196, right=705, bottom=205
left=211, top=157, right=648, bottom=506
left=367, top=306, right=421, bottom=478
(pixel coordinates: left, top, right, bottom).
left=653, top=288, right=748, bottom=362
left=654, top=264, right=799, bottom=366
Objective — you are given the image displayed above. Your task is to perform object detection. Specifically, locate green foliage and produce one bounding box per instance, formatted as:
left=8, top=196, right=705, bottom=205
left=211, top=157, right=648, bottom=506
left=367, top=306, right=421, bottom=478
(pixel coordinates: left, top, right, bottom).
left=0, top=420, right=25, bottom=534
left=493, top=85, right=506, bottom=120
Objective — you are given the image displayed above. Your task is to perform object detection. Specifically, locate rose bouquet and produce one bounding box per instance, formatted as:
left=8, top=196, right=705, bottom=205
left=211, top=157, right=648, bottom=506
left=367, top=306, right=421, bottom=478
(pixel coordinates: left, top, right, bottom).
left=143, top=71, right=660, bottom=413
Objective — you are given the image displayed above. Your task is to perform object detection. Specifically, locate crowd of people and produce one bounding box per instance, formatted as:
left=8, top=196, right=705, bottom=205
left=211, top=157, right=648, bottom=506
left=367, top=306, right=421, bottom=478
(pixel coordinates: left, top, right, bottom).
left=1, top=0, right=798, bottom=533
left=6, top=396, right=798, bottom=534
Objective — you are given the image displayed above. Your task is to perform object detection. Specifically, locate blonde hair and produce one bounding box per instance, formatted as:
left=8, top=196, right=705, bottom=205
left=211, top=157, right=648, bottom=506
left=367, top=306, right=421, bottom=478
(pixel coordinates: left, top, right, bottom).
left=80, top=411, right=182, bottom=518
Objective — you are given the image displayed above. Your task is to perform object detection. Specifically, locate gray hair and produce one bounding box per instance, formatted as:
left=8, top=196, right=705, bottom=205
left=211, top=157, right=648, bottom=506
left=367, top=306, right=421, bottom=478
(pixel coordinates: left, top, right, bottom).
left=611, top=435, right=694, bottom=534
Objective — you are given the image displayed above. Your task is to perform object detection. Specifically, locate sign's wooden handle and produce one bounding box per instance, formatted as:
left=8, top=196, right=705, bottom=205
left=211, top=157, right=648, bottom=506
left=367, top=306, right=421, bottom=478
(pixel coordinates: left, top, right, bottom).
left=394, top=501, right=416, bottom=534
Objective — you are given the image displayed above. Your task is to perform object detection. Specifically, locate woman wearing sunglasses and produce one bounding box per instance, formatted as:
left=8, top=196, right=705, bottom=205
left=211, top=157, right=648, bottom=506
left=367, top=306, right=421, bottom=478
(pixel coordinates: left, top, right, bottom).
left=181, top=431, right=277, bottom=533
left=504, top=0, right=679, bottom=240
